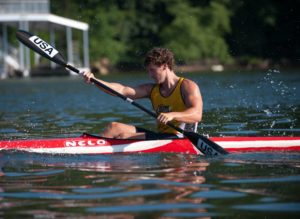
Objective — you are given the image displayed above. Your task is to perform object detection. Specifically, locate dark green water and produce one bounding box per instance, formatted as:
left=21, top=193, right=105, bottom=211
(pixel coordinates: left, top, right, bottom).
left=0, top=70, right=300, bottom=218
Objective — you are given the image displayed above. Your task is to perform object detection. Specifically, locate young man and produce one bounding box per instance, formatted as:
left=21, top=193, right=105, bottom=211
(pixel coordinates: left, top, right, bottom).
left=83, top=47, right=203, bottom=139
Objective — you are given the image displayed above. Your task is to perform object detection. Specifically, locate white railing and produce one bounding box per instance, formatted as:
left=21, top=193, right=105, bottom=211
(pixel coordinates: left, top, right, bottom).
left=0, top=0, right=49, bottom=14
left=0, top=45, right=20, bottom=79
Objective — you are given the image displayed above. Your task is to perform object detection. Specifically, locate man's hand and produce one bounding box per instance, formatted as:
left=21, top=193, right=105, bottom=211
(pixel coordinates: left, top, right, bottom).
left=157, top=112, right=176, bottom=124
left=82, top=71, right=95, bottom=84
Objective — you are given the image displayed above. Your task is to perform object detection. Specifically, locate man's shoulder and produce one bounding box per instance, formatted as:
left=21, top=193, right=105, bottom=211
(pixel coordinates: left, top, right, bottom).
left=181, top=78, right=199, bottom=90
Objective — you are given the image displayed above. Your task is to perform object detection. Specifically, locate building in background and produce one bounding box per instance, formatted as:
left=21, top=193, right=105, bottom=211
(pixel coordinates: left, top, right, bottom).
left=0, top=0, right=89, bottom=78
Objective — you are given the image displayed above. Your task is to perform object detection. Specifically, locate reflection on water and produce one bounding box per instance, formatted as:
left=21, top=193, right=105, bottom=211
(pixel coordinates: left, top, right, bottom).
left=0, top=71, right=300, bottom=217
left=0, top=152, right=299, bottom=218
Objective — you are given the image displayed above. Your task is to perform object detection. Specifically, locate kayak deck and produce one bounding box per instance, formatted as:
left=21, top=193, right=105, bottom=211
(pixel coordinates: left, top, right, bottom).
left=212, top=136, right=300, bottom=152
left=0, top=133, right=200, bottom=155
left=0, top=133, right=300, bottom=155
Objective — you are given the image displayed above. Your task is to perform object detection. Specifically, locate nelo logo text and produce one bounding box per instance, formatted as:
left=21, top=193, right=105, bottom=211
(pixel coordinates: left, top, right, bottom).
left=65, top=140, right=106, bottom=147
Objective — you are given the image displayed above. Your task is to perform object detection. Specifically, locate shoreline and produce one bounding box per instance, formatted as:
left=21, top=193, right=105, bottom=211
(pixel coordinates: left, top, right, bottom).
left=1, top=59, right=299, bottom=79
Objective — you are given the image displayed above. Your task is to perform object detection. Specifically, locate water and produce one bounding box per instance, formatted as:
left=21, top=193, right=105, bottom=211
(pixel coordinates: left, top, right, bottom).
left=0, top=70, right=300, bottom=218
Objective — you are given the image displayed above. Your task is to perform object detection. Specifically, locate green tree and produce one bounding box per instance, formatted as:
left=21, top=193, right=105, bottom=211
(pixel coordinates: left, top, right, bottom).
left=227, top=0, right=300, bottom=64
left=82, top=2, right=126, bottom=64
left=116, top=0, right=170, bottom=66
left=51, top=0, right=128, bottom=64
left=51, top=0, right=233, bottom=67
left=160, top=0, right=231, bottom=63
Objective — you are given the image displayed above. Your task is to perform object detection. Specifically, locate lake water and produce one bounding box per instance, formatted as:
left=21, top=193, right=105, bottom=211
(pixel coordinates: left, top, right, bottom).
left=0, top=70, right=300, bottom=218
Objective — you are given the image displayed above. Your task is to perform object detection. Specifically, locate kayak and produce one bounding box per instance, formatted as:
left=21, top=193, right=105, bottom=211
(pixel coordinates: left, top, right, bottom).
left=0, top=133, right=299, bottom=155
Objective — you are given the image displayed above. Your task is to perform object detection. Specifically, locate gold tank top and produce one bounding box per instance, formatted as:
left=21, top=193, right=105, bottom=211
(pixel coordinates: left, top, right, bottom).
left=150, top=77, right=198, bottom=134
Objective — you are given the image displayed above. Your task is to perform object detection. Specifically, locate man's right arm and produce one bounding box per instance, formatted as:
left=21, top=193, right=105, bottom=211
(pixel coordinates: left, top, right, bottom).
left=83, top=71, right=153, bottom=99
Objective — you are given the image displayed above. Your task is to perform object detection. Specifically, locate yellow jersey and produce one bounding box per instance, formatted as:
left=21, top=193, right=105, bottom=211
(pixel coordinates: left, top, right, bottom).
left=150, top=77, right=198, bottom=134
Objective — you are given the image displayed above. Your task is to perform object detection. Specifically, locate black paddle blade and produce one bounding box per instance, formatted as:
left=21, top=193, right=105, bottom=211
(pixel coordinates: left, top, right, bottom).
left=16, top=30, right=67, bottom=66
left=184, top=132, right=229, bottom=156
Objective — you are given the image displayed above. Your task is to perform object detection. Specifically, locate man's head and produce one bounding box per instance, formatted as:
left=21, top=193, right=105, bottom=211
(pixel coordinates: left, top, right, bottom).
left=144, top=47, right=175, bottom=71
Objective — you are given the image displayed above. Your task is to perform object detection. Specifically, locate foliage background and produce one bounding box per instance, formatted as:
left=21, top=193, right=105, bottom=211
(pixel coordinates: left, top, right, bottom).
left=51, top=0, right=300, bottom=70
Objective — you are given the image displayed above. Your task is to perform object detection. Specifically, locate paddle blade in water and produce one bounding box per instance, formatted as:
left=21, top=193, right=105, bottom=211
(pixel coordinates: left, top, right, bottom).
left=16, top=30, right=67, bottom=66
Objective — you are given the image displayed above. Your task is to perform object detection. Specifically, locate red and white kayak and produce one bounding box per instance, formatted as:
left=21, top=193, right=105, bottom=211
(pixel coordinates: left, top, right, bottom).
left=0, top=133, right=300, bottom=155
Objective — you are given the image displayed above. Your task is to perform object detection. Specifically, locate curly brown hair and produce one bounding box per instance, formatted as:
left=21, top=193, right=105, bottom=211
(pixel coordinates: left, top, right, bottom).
left=144, top=48, right=175, bottom=70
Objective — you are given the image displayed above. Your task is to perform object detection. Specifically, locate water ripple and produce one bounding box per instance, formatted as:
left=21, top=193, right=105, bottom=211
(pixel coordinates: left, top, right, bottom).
left=121, top=178, right=210, bottom=187
left=0, top=188, right=170, bottom=200
left=233, top=202, right=300, bottom=212
left=87, top=202, right=214, bottom=213
left=3, top=169, right=64, bottom=177
left=221, top=175, right=300, bottom=184
left=191, top=189, right=246, bottom=199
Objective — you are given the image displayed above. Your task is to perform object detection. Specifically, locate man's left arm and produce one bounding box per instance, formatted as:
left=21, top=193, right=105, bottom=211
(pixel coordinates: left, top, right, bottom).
left=157, top=79, right=203, bottom=124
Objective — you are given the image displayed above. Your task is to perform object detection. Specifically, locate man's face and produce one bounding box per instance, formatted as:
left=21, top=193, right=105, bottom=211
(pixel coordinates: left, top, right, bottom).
left=146, top=63, right=167, bottom=84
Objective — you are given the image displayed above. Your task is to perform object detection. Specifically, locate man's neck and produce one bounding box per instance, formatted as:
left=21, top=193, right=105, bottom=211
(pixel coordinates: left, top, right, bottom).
left=160, top=70, right=179, bottom=91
